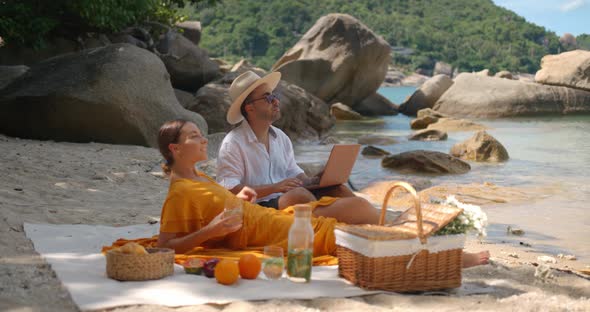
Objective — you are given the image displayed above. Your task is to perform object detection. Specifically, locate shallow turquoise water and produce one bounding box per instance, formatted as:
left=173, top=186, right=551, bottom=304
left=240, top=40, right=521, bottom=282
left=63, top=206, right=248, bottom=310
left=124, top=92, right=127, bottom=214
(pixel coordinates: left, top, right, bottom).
left=294, top=87, right=590, bottom=263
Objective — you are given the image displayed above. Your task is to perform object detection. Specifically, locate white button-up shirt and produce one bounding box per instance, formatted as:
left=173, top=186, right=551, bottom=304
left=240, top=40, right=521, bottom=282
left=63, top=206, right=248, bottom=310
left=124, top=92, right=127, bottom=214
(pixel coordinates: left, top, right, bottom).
left=216, top=121, right=304, bottom=202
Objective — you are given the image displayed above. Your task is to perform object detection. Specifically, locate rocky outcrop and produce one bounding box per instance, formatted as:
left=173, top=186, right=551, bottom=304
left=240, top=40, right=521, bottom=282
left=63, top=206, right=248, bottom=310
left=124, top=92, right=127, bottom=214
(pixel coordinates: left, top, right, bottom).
left=410, top=116, right=439, bottom=130
left=174, top=88, right=196, bottom=109
left=399, top=74, right=453, bottom=116
left=272, top=14, right=391, bottom=107
left=358, top=134, right=397, bottom=145
left=187, top=71, right=334, bottom=140
left=401, top=73, right=429, bottom=86
left=495, top=71, right=513, bottom=79
left=417, top=108, right=449, bottom=119
left=156, top=31, right=221, bottom=92
left=535, top=50, right=590, bottom=92
left=175, top=21, right=202, bottom=46
left=382, top=150, right=470, bottom=174
left=408, top=129, right=447, bottom=141
left=0, top=65, right=29, bottom=90
left=190, top=73, right=234, bottom=133
left=330, top=103, right=363, bottom=120
left=0, top=44, right=206, bottom=147
left=433, top=61, right=453, bottom=77
left=382, top=69, right=405, bottom=86
left=476, top=69, right=491, bottom=76
left=267, top=80, right=335, bottom=141
left=427, top=118, right=487, bottom=132
left=361, top=145, right=391, bottom=157
left=352, top=92, right=398, bottom=116
left=433, top=73, right=590, bottom=117
left=450, top=131, right=509, bottom=162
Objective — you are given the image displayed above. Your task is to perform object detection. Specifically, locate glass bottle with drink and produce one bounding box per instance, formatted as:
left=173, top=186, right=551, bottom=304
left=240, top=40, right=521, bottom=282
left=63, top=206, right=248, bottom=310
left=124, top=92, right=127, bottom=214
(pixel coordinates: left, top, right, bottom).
left=287, top=204, right=314, bottom=283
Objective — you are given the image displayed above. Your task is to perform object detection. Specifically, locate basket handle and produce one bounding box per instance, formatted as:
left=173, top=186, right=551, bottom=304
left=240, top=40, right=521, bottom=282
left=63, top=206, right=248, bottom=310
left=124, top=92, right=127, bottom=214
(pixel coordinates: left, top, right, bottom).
left=378, top=181, right=427, bottom=244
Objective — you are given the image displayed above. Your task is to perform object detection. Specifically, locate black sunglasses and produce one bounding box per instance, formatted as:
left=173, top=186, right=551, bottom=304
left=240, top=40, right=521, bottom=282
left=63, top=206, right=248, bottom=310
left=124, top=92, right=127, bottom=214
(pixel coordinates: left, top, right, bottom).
left=246, top=92, right=280, bottom=105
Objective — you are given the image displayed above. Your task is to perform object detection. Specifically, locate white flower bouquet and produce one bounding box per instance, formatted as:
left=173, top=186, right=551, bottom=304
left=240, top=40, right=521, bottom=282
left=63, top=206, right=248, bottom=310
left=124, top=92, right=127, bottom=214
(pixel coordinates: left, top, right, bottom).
left=432, top=196, right=488, bottom=237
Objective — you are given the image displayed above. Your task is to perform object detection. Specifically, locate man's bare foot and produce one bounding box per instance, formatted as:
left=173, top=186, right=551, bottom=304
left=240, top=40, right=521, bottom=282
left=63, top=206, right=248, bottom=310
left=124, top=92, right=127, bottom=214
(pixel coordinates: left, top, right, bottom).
left=462, top=251, right=490, bottom=268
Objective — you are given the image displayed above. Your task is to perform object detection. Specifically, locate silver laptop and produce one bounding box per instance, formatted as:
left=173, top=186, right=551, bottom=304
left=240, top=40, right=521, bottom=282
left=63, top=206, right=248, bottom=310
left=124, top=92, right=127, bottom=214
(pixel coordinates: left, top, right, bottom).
left=304, top=144, right=361, bottom=190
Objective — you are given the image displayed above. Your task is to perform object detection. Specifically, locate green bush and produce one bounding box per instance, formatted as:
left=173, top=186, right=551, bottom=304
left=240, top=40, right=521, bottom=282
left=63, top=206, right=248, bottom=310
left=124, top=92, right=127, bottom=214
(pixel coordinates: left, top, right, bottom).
left=0, top=0, right=212, bottom=49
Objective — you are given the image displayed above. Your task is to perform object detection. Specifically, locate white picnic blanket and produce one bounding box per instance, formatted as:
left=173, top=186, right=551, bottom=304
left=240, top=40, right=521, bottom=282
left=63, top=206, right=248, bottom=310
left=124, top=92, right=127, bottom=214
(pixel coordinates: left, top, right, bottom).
left=24, top=222, right=382, bottom=311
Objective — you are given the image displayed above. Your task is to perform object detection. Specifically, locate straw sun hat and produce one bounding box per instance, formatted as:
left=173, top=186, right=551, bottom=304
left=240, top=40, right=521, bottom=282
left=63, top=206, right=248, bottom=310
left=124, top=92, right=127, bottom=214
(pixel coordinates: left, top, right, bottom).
left=227, top=71, right=281, bottom=125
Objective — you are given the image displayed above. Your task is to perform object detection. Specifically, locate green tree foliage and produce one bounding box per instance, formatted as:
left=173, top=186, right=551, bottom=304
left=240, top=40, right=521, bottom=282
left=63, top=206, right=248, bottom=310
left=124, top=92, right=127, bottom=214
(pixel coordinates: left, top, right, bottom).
left=194, top=0, right=566, bottom=73
left=576, top=34, right=590, bottom=50
left=0, top=0, right=213, bottom=49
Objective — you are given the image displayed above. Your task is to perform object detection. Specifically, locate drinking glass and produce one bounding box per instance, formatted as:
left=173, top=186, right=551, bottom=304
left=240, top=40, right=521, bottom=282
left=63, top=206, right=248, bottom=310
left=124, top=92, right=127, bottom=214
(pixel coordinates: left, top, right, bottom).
left=262, top=245, right=284, bottom=280
left=223, top=197, right=243, bottom=219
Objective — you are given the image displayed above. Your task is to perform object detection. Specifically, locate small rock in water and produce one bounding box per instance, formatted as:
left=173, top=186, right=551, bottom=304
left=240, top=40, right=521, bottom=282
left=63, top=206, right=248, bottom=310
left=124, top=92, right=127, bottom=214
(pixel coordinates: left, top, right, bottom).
left=557, top=254, right=577, bottom=261
left=537, top=256, right=557, bottom=264
left=519, top=241, right=532, bottom=247
left=507, top=226, right=525, bottom=236
left=534, top=264, right=553, bottom=282
left=361, top=145, right=390, bottom=157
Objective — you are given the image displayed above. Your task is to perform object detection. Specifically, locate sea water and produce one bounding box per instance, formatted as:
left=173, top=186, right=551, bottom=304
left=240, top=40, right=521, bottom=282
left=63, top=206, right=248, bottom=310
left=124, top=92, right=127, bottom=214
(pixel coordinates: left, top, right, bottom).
left=294, top=86, right=590, bottom=263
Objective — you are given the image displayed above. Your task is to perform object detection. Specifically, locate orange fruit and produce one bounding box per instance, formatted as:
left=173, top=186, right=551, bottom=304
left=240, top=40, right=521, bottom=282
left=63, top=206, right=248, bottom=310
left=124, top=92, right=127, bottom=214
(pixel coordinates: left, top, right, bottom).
left=214, top=260, right=239, bottom=285
left=238, top=254, right=262, bottom=279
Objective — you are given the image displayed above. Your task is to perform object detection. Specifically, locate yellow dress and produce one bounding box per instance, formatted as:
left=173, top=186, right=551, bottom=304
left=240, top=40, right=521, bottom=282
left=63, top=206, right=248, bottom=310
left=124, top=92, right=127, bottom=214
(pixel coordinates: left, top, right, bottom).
left=160, top=173, right=339, bottom=257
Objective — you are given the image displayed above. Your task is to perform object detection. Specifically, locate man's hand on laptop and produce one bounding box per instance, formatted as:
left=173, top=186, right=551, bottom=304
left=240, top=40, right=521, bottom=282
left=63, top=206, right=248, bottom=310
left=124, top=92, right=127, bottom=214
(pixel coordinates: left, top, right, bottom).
left=301, top=176, right=320, bottom=187
left=274, top=178, right=303, bottom=192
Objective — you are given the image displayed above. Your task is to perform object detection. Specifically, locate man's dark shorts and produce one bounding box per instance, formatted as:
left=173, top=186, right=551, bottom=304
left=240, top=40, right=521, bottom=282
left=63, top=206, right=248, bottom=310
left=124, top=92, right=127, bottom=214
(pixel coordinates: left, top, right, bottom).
left=257, top=189, right=325, bottom=210
left=257, top=197, right=280, bottom=209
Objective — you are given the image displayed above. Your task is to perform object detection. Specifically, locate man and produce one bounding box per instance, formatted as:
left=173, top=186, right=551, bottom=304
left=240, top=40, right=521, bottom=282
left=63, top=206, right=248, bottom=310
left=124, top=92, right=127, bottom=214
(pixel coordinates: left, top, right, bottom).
left=217, top=70, right=354, bottom=209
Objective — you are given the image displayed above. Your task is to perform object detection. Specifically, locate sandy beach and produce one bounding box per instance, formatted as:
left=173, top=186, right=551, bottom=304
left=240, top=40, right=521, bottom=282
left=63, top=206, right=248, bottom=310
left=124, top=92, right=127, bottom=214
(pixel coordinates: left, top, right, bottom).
left=1, top=133, right=589, bottom=312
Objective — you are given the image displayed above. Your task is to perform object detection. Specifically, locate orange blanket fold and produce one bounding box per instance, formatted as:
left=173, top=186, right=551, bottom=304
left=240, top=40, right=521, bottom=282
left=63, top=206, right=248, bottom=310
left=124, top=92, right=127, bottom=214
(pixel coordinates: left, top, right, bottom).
left=101, top=236, right=338, bottom=266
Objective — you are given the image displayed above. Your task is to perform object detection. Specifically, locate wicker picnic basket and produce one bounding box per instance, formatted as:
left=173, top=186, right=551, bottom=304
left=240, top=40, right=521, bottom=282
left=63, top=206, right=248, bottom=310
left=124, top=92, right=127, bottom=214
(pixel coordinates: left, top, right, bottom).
left=106, top=248, right=174, bottom=281
left=336, top=181, right=465, bottom=292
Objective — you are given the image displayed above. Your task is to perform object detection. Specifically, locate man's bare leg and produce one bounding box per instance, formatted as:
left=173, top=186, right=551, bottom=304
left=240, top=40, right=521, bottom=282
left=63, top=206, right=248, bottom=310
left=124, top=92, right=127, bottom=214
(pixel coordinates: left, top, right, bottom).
left=277, top=187, right=316, bottom=210
left=312, top=184, right=355, bottom=199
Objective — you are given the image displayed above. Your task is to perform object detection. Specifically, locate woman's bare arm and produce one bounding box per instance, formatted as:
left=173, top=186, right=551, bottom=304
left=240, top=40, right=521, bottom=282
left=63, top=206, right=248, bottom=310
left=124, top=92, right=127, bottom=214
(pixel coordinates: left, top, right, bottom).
left=158, top=213, right=242, bottom=254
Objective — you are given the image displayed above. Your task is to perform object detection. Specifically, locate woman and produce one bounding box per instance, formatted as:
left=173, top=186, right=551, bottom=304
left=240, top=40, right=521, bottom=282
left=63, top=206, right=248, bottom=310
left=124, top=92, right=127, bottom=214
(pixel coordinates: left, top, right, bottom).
left=156, top=120, right=489, bottom=267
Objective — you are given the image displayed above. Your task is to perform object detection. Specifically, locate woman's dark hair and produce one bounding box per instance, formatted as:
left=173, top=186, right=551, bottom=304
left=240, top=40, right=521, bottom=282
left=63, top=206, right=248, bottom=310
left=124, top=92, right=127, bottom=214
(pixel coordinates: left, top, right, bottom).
left=158, top=119, right=188, bottom=175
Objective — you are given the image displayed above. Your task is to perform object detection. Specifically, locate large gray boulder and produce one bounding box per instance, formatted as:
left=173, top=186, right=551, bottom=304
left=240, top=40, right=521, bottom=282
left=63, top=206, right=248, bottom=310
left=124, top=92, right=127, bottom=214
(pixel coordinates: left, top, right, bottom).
left=272, top=14, right=390, bottom=107
left=187, top=72, right=334, bottom=140
left=410, top=116, right=439, bottom=130
left=382, top=150, right=471, bottom=174
left=399, top=74, right=453, bottom=116
left=433, top=61, right=453, bottom=77
left=433, top=73, right=590, bottom=117
left=175, top=21, right=202, bottom=46
left=174, top=88, right=196, bottom=109
left=427, top=118, right=487, bottom=132
left=0, top=44, right=206, bottom=147
left=156, top=31, right=221, bottom=92
left=330, top=103, right=363, bottom=120
left=352, top=92, right=398, bottom=116
left=191, top=72, right=235, bottom=133
left=495, top=71, right=513, bottom=79
left=535, top=50, right=590, bottom=92
left=0, top=65, right=29, bottom=90
left=450, top=131, right=509, bottom=162
left=408, top=129, right=447, bottom=141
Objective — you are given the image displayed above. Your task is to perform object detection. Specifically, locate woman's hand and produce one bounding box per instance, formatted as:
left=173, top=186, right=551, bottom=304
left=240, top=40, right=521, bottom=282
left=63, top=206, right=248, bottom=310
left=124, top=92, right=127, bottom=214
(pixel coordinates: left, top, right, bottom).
left=237, top=186, right=257, bottom=203
left=203, top=212, right=243, bottom=239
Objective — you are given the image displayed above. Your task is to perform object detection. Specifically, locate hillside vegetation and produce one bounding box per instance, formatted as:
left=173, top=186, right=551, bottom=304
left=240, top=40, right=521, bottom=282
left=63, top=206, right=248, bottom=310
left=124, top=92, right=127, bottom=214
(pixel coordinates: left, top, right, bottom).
left=193, top=0, right=581, bottom=73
